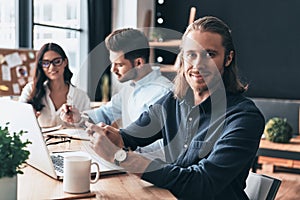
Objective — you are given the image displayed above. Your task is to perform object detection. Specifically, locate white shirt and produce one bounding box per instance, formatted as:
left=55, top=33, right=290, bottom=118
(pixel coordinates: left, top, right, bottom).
left=86, top=67, right=173, bottom=128
left=19, top=81, right=91, bottom=128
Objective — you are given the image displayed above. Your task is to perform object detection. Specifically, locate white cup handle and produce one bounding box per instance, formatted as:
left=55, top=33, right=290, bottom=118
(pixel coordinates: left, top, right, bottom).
left=90, top=162, right=100, bottom=184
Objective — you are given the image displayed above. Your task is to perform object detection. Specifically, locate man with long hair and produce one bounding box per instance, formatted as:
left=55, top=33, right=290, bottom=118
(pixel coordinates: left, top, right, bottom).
left=86, top=16, right=264, bottom=199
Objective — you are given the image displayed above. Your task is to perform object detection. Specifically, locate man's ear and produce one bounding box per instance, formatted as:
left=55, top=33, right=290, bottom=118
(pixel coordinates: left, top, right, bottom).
left=134, top=58, right=145, bottom=68
left=225, top=50, right=234, bottom=67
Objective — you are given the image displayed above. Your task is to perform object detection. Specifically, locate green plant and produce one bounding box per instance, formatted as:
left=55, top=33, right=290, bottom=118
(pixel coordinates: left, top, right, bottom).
left=0, top=123, right=31, bottom=178
left=149, top=29, right=165, bottom=42
left=264, top=117, right=293, bottom=143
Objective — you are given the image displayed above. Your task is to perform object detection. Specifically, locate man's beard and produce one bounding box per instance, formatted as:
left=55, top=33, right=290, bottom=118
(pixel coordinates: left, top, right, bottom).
left=119, top=68, right=138, bottom=83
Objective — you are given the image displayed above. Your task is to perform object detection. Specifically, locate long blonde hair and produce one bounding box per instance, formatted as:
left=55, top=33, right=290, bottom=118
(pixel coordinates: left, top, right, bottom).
left=173, top=16, right=247, bottom=99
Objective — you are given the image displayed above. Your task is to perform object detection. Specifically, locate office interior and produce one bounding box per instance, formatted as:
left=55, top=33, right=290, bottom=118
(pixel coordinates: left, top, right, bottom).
left=0, top=0, right=300, bottom=199
left=1, top=0, right=300, bottom=100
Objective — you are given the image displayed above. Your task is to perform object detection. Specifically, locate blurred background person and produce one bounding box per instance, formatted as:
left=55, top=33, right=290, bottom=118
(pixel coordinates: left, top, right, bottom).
left=19, top=42, right=90, bottom=128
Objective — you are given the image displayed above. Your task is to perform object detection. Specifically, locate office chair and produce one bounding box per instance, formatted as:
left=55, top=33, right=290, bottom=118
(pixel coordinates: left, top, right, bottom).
left=188, top=7, right=196, bottom=25
left=244, top=172, right=281, bottom=200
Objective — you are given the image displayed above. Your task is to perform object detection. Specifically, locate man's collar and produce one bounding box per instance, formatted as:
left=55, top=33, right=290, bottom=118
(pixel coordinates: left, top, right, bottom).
left=180, top=86, right=227, bottom=113
left=130, top=67, right=160, bottom=87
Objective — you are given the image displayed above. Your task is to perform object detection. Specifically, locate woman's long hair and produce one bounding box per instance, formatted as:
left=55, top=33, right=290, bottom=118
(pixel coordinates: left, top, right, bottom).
left=173, top=16, right=247, bottom=99
left=28, top=43, right=73, bottom=111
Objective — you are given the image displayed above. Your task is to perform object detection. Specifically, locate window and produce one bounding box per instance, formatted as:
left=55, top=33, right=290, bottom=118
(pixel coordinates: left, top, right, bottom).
left=33, top=0, right=83, bottom=74
left=0, top=0, right=16, bottom=48
left=0, top=0, right=88, bottom=92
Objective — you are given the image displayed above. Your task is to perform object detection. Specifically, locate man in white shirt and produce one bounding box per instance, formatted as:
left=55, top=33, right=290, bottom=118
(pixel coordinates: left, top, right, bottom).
left=61, top=28, right=173, bottom=156
left=86, top=66, right=172, bottom=128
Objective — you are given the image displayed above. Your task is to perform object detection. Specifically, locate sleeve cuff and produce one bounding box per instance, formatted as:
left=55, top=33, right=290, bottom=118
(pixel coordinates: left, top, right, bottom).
left=141, top=159, right=168, bottom=187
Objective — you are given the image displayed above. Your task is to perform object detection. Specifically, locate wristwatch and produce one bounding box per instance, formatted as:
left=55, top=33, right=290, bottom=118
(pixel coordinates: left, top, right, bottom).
left=114, top=148, right=128, bottom=166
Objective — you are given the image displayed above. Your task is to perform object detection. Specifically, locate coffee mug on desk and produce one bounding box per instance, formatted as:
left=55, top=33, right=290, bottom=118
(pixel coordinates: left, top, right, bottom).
left=63, top=155, right=100, bottom=193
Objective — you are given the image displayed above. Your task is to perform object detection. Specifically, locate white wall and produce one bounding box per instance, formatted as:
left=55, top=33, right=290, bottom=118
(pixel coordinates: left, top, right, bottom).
left=112, top=0, right=154, bottom=30
left=75, top=0, right=89, bottom=93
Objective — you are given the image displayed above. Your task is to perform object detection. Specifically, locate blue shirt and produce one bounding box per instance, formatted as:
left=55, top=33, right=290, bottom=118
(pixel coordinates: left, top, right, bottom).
left=121, top=89, right=265, bottom=200
left=85, top=67, right=173, bottom=128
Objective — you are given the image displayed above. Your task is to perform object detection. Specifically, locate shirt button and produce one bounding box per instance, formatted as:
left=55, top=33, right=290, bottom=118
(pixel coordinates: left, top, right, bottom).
left=184, top=144, right=188, bottom=148
left=188, top=117, right=192, bottom=121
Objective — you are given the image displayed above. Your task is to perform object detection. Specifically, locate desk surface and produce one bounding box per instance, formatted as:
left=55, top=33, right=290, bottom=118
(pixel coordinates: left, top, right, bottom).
left=259, top=136, right=300, bottom=153
left=257, top=136, right=300, bottom=161
left=18, top=139, right=175, bottom=200
left=18, top=166, right=175, bottom=200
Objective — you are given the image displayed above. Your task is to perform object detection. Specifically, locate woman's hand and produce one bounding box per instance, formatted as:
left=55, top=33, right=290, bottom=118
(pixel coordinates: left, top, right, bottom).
left=34, top=110, right=41, bottom=118
left=60, top=104, right=81, bottom=123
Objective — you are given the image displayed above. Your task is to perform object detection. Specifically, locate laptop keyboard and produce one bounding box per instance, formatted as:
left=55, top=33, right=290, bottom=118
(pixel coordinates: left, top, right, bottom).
left=50, top=154, right=64, bottom=173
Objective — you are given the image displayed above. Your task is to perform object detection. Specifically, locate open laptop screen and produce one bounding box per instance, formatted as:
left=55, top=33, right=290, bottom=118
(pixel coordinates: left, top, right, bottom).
left=0, top=99, right=124, bottom=180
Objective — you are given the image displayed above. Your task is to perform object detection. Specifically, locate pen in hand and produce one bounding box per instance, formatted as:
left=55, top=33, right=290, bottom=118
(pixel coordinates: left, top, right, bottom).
left=60, top=103, right=81, bottom=124
left=66, top=105, right=72, bottom=115
left=66, top=97, right=74, bottom=115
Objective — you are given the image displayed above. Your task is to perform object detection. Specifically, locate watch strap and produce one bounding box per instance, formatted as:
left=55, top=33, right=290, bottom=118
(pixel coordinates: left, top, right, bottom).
left=114, top=159, right=121, bottom=166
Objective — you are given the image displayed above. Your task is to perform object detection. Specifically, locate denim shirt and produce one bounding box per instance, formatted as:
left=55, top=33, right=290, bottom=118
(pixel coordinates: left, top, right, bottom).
left=121, top=89, right=265, bottom=200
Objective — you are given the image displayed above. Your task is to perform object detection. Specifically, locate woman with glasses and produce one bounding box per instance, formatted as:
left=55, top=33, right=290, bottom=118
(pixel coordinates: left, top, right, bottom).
left=19, top=43, right=90, bottom=128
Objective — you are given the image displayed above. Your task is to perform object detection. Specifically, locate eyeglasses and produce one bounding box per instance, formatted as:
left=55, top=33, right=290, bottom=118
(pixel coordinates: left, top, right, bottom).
left=45, top=135, right=71, bottom=146
left=39, top=57, right=64, bottom=68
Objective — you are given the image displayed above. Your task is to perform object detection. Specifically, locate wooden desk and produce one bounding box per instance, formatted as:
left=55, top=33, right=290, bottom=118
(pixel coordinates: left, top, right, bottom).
left=18, top=166, right=175, bottom=200
left=254, top=136, right=300, bottom=172
left=18, top=140, right=175, bottom=200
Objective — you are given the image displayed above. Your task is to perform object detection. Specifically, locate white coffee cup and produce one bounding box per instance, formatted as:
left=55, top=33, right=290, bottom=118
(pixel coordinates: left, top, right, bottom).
left=63, top=155, right=100, bottom=193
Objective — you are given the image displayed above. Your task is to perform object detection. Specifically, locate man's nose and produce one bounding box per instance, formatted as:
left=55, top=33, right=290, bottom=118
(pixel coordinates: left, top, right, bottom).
left=110, top=64, right=117, bottom=73
left=192, top=56, right=204, bottom=69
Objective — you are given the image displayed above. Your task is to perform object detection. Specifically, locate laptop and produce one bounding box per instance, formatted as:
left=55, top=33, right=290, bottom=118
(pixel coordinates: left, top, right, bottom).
left=0, top=99, right=124, bottom=180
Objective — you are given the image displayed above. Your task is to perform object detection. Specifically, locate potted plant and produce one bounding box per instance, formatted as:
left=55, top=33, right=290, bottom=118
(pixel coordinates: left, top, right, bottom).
left=264, top=117, right=293, bottom=143
left=0, top=122, right=31, bottom=200
left=149, top=29, right=165, bottom=42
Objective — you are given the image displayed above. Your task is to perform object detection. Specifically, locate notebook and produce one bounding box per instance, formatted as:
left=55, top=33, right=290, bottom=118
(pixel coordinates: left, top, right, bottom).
left=0, top=99, right=124, bottom=180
